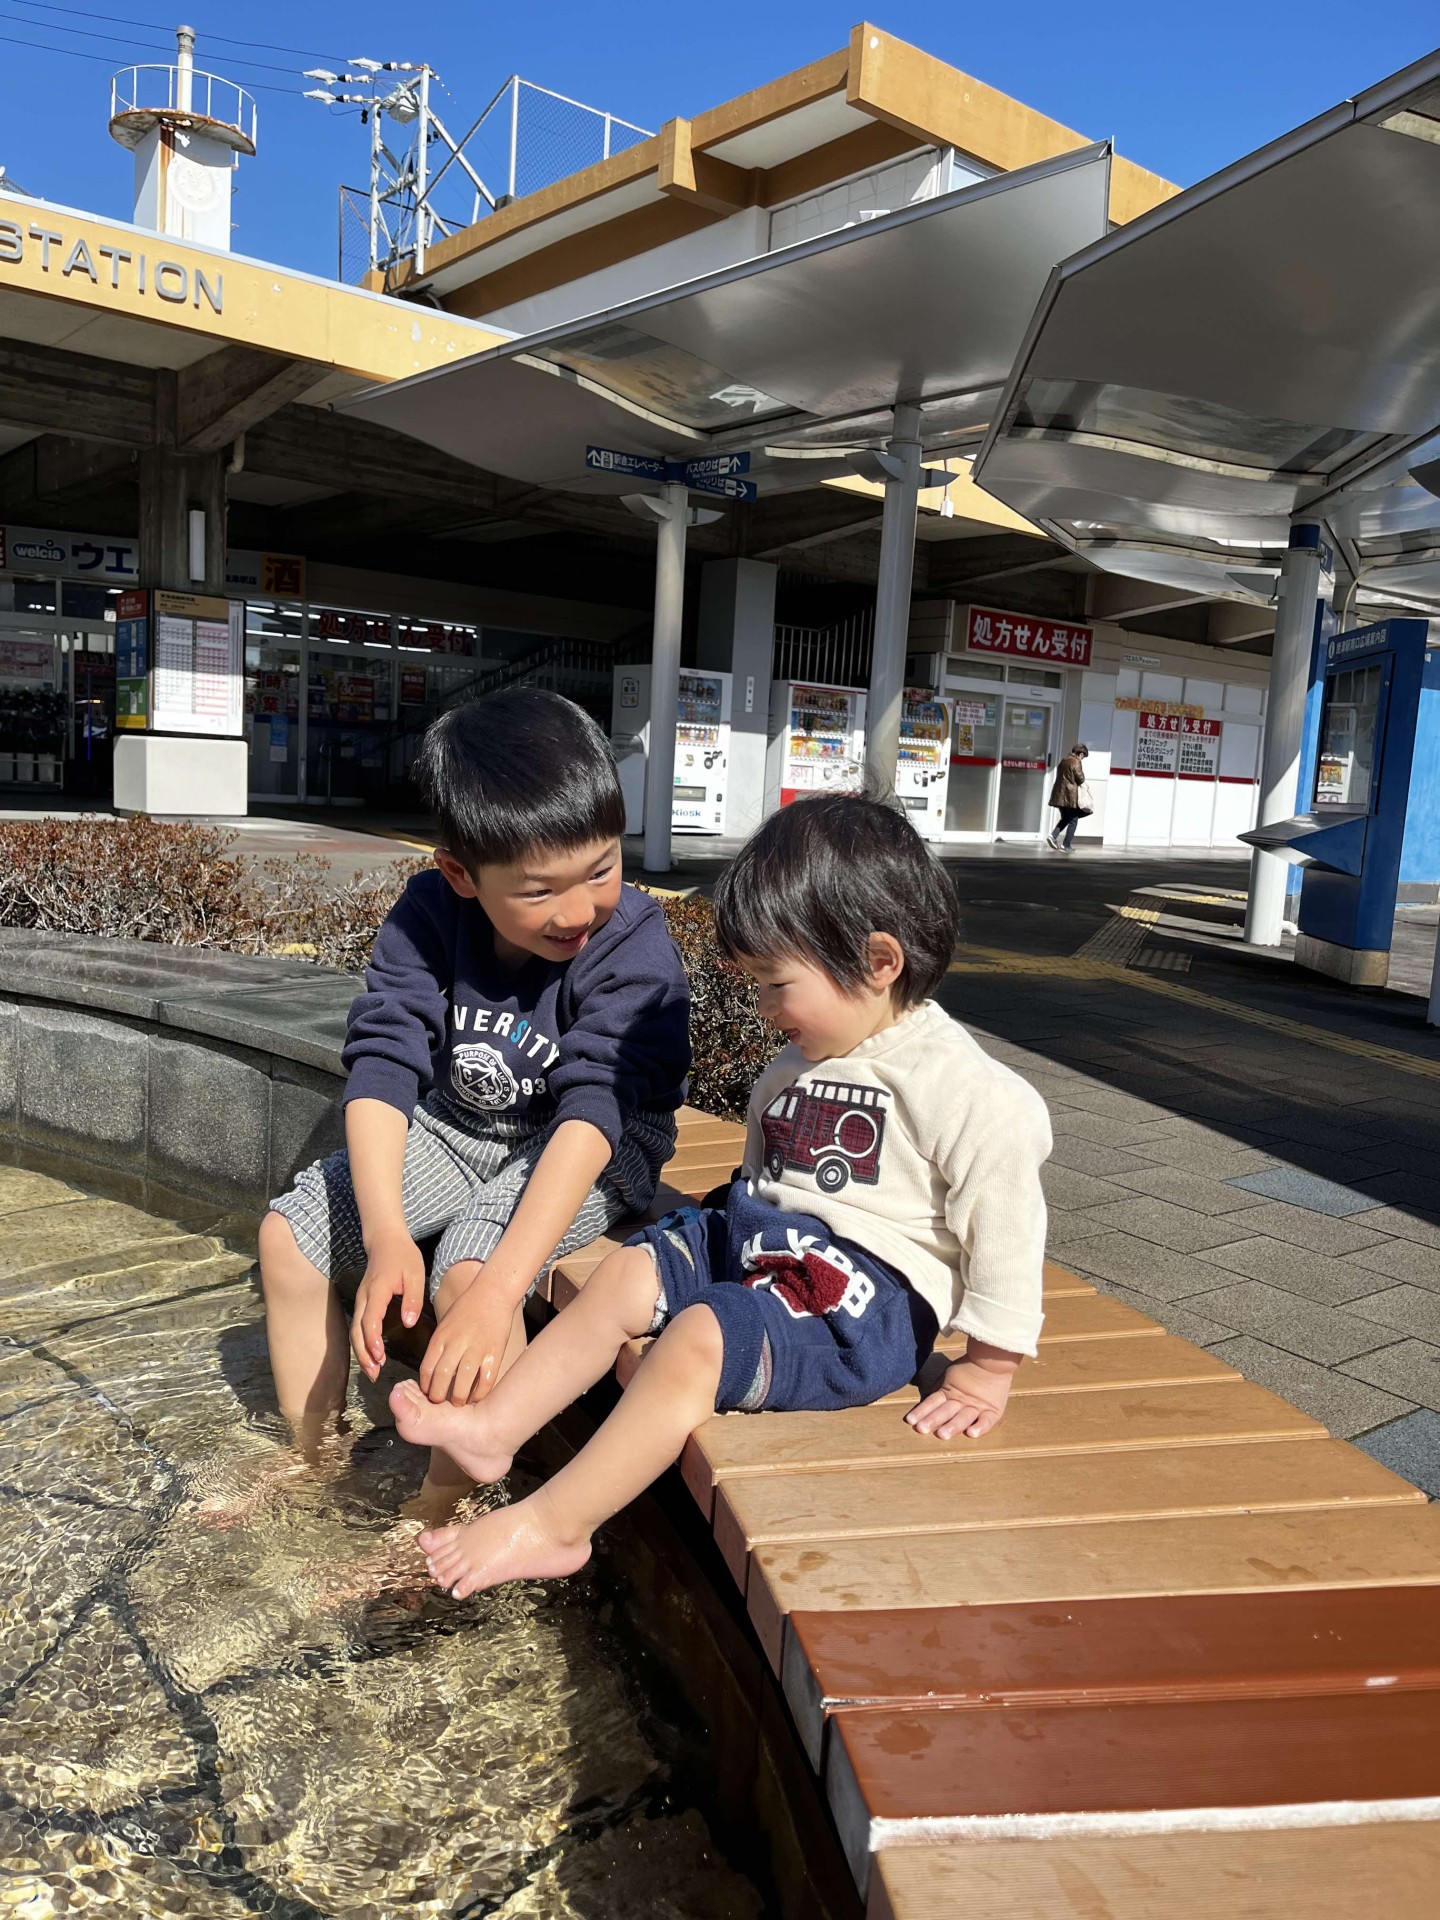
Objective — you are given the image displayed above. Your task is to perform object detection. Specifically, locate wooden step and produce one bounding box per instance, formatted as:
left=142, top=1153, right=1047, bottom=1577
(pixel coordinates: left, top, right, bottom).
left=713, top=1437, right=1418, bottom=1587
left=867, top=1824, right=1440, bottom=1920
left=746, top=1504, right=1440, bottom=1672
left=782, top=1583, right=1440, bottom=1770
left=681, top=1380, right=1324, bottom=1517
left=829, top=1689, right=1440, bottom=1895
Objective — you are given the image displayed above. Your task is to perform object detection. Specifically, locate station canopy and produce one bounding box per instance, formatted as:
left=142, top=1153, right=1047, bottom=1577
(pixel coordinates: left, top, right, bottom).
left=337, top=144, right=1111, bottom=497
left=971, top=51, right=1440, bottom=619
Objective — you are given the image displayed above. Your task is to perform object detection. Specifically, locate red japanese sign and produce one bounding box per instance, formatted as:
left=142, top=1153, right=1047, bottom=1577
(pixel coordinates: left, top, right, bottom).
left=965, top=605, right=1092, bottom=666
left=1138, top=710, right=1221, bottom=737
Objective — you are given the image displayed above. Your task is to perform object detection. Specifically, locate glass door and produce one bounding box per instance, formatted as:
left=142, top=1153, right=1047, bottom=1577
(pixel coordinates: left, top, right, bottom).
left=943, top=683, right=1002, bottom=835
left=996, top=696, right=1059, bottom=836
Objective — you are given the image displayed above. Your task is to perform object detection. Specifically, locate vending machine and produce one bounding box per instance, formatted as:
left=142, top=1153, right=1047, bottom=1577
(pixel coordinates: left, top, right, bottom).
left=895, top=690, right=953, bottom=840
left=611, top=664, right=732, bottom=835
left=765, top=681, right=867, bottom=809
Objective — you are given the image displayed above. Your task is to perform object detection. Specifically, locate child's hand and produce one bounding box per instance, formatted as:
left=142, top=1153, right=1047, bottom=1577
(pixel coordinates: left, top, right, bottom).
left=905, top=1347, right=1019, bottom=1441
left=350, top=1227, right=427, bottom=1381
left=419, top=1287, right=516, bottom=1406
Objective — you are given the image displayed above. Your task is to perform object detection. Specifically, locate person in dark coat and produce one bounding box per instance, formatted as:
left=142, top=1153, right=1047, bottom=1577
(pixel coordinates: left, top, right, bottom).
left=1047, top=745, right=1089, bottom=851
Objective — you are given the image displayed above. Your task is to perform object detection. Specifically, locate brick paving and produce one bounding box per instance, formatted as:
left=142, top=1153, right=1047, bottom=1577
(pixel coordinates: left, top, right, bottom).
left=936, top=852, right=1440, bottom=1490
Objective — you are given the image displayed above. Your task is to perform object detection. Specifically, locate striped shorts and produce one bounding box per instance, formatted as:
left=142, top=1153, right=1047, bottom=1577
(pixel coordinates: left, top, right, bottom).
left=269, top=1095, right=677, bottom=1299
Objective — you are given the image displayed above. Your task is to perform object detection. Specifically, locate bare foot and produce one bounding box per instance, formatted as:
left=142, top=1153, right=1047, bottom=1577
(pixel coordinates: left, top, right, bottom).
left=389, top=1380, right=513, bottom=1485
left=192, top=1426, right=350, bottom=1531
left=418, top=1492, right=591, bottom=1600
left=399, top=1470, right=474, bottom=1528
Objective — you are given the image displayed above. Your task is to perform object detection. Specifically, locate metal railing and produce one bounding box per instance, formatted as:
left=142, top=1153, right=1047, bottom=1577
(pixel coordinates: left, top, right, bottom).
left=388, top=637, right=617, bottom=784
left=336, top=72, right=650, bottom=286
left=772, top=608, right=875, bottom=690
left=109, top=66, right=257, bottom=146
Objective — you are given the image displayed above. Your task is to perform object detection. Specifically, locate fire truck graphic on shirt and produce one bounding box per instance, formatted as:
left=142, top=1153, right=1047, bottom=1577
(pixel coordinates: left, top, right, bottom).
left=759, top=1080, right=889, bottom=1194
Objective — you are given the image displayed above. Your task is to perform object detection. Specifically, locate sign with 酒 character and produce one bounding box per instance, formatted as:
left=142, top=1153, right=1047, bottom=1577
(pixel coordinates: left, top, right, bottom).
left=965, top=605, right=1092, bottom=666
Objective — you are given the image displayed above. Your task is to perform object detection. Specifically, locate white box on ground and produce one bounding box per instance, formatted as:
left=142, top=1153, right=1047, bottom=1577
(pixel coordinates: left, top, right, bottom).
left=113, top=736, right=249, bottom=817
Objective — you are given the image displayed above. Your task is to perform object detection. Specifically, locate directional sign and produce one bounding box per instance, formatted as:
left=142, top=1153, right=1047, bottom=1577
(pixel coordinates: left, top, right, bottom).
left=686, top=473, right=758, bottom=502
left=585, top=445, right=670, bottom=481
left=682, top=452, right=750, bottom=481
left=588, top=444, right=757, bottom=500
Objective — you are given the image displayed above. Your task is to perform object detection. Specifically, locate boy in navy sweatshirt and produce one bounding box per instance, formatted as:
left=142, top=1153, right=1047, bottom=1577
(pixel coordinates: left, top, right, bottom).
left=260, top=688, right=691, bottom=1521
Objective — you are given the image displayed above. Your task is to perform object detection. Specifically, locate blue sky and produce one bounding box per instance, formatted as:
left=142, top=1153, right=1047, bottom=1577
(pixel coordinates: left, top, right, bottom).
left=2, top=1, right=1435, bottom=277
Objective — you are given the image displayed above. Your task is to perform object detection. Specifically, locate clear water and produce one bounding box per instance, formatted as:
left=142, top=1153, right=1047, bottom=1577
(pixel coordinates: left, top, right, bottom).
left=0, top=1164, right=762, bottom=1919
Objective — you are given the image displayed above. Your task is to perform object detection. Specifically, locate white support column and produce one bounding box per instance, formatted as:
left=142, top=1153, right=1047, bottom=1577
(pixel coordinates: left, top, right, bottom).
left=643, top=482, right=689, bottom=873
left=865, top=403, right=923, bottom=793
left=1244, top=523, right=1331, bottom=947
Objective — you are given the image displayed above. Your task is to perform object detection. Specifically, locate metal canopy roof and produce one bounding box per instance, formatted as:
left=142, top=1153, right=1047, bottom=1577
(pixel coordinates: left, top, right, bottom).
left=337, top=144, right=1111, bottom=496
left=971, top=52, right=1440, bottom=617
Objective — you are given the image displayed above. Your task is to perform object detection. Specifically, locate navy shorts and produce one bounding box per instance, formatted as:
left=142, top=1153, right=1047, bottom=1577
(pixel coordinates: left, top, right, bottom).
left=627, top=1180, right=939, bottom=1414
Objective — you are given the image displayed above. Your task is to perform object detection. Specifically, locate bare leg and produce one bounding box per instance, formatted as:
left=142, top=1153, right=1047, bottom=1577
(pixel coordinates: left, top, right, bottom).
left=391, top=1244, right=723, bottom=1598
left=401, top=1259, right=528, bottom=1525
left=391, top=1243, right=662, bottom=1487
left=259, top=1209, right=350, bottom=1457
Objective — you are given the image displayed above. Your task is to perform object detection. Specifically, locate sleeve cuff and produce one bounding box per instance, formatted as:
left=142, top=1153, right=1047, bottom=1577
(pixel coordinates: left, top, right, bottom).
left=552, top=1087, right=624, bottom=1153
left=342, top=1056, right=421, bottom=1119
left=950, top=1296, right=1044, bottom=1359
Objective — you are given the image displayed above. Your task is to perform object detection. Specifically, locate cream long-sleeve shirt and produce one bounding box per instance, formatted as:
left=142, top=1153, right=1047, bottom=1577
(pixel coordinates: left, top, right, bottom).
left=741, top=1000, right=1051, bottom=1355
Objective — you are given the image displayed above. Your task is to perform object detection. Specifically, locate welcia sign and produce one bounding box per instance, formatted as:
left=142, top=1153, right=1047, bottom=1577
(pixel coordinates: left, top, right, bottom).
left=0, top=219, right=223, bottom=313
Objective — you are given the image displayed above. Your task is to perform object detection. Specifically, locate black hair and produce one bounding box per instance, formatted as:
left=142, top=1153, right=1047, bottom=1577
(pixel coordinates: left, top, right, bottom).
left=414, top=687, right=625, bottom=870
left=712, top=791, right=961, bottom=1007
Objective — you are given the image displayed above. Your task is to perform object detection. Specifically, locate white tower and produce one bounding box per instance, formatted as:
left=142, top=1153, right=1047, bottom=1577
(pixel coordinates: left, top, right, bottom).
left=109, top=25, right=256, bottom=251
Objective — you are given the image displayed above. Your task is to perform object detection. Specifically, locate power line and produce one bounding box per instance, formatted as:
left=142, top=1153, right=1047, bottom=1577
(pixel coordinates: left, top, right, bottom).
left=6, top=0, right=348, bottom=63
left=0, top=26, right=301, bottom=93
left=0, top=5, right=305, bottom=75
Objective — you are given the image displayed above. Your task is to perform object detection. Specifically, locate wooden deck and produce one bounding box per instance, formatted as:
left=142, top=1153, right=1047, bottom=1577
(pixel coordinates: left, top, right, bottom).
left=547, top=1107, right=1440, bottom=1915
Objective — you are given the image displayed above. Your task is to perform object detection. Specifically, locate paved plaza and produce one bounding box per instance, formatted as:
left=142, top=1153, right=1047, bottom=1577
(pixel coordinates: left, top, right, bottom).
left=932, top=850, right=1440, bottom=1495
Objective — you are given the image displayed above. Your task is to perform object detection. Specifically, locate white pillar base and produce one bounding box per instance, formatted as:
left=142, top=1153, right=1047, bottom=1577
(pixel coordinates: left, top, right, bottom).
left=113, top=735, right=249, bottom=818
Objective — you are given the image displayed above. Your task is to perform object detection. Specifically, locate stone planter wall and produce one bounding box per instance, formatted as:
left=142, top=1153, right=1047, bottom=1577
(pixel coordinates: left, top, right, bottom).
left=0, top=931, right=357, bottom=1217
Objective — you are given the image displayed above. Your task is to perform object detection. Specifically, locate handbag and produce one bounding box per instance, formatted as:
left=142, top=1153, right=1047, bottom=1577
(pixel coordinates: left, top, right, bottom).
left=1076, top=781, right=1095, bottom=818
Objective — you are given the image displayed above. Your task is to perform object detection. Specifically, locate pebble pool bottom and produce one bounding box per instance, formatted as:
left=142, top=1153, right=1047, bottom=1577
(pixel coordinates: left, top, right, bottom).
left=0, top=1163, right=761, bottom=1919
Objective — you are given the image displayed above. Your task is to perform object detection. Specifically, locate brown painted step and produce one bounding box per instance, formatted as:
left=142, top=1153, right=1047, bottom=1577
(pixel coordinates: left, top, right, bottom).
left=784, top=1584, right=1440, bottom=1770
left=828, top=1689, right=1440, bottom=1894
left=866, top=1823, right=1440, bottom=1920
left=713, top=1437, right=1418, bottom=1587
left=681, top=1380, right=1323, bottom=1516
left=746, top=1504, right=1440, bottom=1672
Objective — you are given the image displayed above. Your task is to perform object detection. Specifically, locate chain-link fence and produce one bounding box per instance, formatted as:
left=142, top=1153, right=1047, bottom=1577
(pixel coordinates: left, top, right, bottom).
left=338, top=186, right=372, bottom=284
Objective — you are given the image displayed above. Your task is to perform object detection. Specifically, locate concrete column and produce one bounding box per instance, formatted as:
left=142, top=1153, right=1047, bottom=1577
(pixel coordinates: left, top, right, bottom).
left=697, top=556, right=777, bottom=837
left=138, top=447, right=227, bottom=593
left=864, top=403, right=923, bottom=793
left=643, top=481, right=689, bottom=873
left=1244, top=523, right=1332, bottom=947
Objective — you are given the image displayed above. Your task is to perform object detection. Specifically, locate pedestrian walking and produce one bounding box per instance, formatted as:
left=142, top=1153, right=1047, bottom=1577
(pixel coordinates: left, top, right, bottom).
left=1047, top=744, right=1091, bottom=851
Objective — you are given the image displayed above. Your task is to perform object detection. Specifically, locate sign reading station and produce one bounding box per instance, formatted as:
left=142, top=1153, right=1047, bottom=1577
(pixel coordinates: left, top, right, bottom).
left=0, top=218, right=223, bottom=312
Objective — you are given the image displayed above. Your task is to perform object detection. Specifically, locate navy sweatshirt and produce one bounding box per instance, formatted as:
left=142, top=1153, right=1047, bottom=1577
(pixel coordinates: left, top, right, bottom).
left=343, top=872, right=691, bottom=1150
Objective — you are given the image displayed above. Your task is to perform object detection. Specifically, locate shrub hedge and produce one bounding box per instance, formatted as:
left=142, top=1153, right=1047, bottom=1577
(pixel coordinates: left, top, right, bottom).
left=0, top=819, right=770, bottom=1121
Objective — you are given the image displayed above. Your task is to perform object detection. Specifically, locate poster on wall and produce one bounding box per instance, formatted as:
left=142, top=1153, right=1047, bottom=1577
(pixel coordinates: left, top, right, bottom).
left=1136, top=707, right=1222, bottom=778
left=1177, top=718, right=1222, bottom=777
left=114, top=588, right=149, bottom=728
left=149, top=591, right=244, bottom=737
left=1135, top=710, right=1180, bottom=773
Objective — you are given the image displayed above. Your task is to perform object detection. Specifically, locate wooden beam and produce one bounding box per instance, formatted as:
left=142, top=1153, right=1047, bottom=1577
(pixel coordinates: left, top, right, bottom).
left=244, top=404, right=508, bottom=509
left=846, top=22, right=1178, bottom=227
left=0, top=433, right=138, bottom=513
left=0, top=341, right=154, bottom=446
left=174, top=346, right=324, bottom=454
left=658, top=118, right=758, bottom=215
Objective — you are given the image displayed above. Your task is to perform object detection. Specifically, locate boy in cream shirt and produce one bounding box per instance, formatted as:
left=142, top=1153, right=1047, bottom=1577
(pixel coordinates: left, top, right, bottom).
left=391, top=793, right=1051, bottom=1598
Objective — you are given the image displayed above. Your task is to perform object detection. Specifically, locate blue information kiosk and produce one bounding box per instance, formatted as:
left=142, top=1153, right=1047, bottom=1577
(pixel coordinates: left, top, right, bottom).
left=1242, top=618, right=1440, bottom=987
